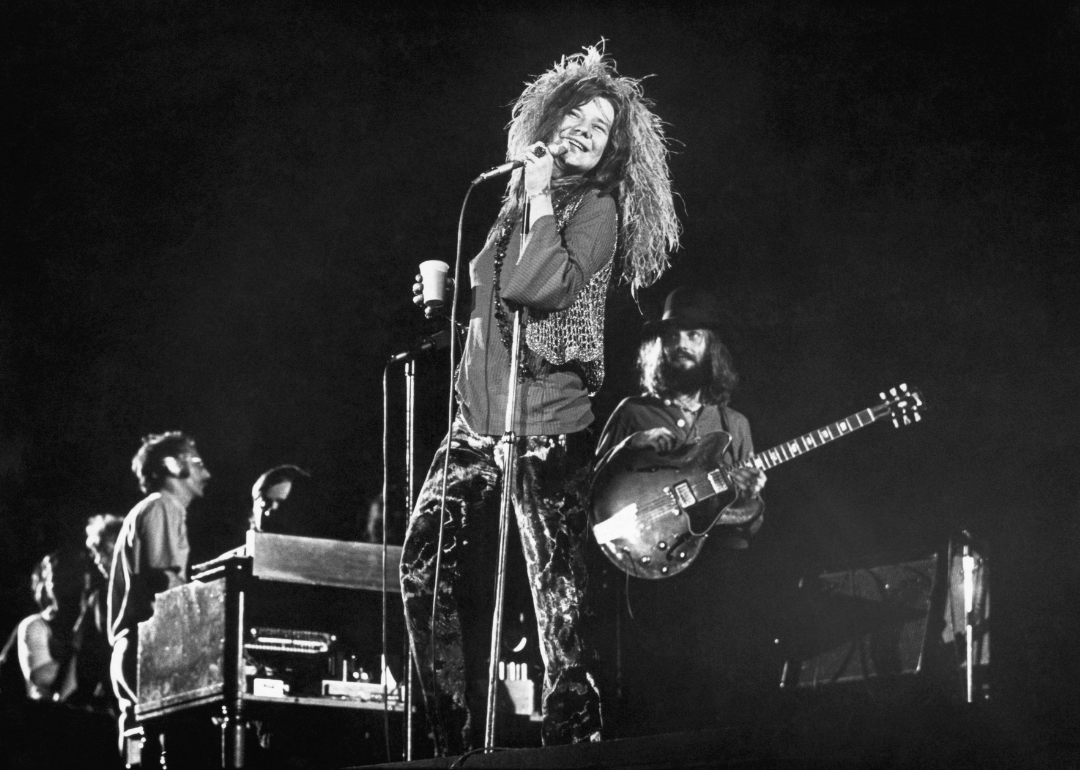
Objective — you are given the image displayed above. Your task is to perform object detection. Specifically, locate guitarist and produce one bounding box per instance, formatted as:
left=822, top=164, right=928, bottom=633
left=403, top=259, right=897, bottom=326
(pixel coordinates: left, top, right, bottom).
left=594, top=286, right=766, bottom=546
left=593, top=287, right=769, bottom=733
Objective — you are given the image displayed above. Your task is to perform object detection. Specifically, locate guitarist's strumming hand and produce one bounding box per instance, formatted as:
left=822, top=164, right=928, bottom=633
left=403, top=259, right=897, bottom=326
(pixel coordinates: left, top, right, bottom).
left=627, top=427, right=679, bottom=454
left=624, top=429, right=766, bottom=496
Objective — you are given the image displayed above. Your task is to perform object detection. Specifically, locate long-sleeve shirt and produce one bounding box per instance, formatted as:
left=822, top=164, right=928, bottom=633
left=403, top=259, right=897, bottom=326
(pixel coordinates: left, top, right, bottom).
left=594, top=396, right=755, bottom=475
left=593, top=395, right=763, bottom=546
left=457, top=188, right=617, bottom=436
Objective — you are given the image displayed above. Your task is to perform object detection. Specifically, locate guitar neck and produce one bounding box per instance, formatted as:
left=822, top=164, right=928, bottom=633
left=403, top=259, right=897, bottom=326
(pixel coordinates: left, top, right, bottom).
left=699, top=402, right=891, bottom=499
left=748, top=403, right=891, bottom=472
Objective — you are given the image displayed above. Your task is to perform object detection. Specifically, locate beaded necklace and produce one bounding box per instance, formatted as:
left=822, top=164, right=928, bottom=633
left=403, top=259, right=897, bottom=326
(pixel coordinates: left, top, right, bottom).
left=490, top=187, right=585, bottom=380
left=491, top=216, right=535, bottom=380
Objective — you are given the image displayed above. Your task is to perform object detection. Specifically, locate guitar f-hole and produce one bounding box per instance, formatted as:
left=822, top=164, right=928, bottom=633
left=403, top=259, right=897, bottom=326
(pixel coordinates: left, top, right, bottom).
left=665, top=531, right=697, bottom=562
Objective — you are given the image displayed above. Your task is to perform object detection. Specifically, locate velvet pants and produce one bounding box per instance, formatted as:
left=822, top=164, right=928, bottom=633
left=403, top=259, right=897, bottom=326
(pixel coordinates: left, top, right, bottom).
left=400, top=414, right=601, bottom=756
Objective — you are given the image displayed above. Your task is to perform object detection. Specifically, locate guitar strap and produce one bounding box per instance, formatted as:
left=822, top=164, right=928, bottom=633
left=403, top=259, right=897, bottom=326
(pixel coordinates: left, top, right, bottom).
left=682, top=404, right=703, bottom=442
left=716, top=406, right=736, bottom=465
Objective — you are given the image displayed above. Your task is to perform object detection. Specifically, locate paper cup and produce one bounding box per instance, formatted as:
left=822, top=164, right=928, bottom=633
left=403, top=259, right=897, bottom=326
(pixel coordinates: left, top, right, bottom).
left=419, top=260, right=449, bottom=307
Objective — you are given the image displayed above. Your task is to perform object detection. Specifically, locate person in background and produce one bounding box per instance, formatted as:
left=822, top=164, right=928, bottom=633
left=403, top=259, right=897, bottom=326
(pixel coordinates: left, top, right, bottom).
left=593, top=287, right=768, bottom=734
left=1, top=546, right=123, bottom=769
left=80, top=513, right=124, bottom=709
left=86, top=514, right=124, bottom=585
left=15, top=550, right=89, bottom=702
left=249, top=464, right=312, bottom=536
left=108, top=431, right=210, bottom=745
left=361, top=492, right=406, bottom=546
left=594, top=287, right=766, bottom=510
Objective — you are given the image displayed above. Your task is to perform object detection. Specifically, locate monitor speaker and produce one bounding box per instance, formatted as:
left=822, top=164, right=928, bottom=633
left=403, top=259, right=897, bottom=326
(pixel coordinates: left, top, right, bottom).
left=783, top=554, right=939, bottom=687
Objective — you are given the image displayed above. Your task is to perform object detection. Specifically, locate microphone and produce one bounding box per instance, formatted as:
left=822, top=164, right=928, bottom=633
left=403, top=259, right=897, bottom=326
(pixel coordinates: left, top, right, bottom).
left=472, top=159, right=524, bottom=184
left=471, top=142, right=568, bottom=184
left=388, top=330, right=451, bottom=364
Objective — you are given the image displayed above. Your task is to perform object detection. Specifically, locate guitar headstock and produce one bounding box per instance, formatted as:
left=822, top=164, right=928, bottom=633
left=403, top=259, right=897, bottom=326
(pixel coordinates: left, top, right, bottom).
left=878, top=383, right=925, bottom=428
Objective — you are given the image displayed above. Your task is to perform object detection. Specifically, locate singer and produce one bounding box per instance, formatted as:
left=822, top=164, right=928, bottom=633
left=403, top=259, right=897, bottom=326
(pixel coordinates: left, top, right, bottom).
left=401, top=44, right=679, bottom=755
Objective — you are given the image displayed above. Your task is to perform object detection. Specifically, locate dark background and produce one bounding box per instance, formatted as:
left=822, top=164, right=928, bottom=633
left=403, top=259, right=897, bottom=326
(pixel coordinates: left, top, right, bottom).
left=3, top=0, right=1078, bottom=755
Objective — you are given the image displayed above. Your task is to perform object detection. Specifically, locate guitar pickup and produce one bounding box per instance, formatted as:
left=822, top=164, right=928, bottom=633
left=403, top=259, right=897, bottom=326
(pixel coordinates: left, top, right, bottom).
left=668, top=481, right=696, bottom=510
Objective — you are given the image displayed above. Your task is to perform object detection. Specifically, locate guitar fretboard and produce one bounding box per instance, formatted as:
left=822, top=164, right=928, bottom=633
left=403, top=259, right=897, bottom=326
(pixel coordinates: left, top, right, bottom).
left=701, top=405, right=888, bottom=498
left=750, top=406, right=885, bottom=471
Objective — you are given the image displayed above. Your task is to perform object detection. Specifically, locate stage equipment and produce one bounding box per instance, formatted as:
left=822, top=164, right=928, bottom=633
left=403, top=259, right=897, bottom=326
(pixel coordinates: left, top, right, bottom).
left=781, top=554, right=939, bottom=688
left=592, top=385, right=925, bottom=579
left=388, top=330, right=450, bottom=364
left=942, top=533, right=990, bottom=702
left=428, top=156, right=556, bottom=753
left=472, top=142, right=567, bottom=184
left=482, top=178, right=532, bottom=751
left=136, top=531, right=405, bottom=769
left=404, top=357, right=416, bottom=757
left=386, top=330, right=450, bottom=759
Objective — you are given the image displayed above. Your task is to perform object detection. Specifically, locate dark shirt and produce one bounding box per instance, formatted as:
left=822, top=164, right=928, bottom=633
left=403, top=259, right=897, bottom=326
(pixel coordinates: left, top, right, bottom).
left=594, top=395, right=755, bottom=474
left=594, top=395, right=762, bottom=546
left=457, top=188, right=617, bottom=436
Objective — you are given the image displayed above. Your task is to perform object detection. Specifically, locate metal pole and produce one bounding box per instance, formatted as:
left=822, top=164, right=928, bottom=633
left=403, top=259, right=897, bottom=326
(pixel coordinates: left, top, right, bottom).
left=404, top=359, right=416, bottom=760
left=483, top=184, right=530, bottom=751
left=963, top=543, right=975, bottom=703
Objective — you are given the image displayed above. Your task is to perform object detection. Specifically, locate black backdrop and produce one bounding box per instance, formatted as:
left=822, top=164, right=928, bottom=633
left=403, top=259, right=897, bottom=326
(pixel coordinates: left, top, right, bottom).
left=3, top=0, right=1078, bottom=747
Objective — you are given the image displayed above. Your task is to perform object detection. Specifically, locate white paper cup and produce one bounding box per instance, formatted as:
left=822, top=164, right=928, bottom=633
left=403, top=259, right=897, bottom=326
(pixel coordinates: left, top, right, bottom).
left=419, top=260, right=449, bottom=307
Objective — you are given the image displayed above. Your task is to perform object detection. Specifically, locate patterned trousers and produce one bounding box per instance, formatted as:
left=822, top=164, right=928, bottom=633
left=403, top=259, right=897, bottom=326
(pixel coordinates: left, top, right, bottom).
left=400, top=414, right=602, bottom=756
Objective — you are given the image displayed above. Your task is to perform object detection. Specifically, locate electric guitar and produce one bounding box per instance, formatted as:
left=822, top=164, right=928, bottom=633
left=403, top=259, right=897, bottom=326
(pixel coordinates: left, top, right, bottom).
left=591, top=384, right=924, bottom=579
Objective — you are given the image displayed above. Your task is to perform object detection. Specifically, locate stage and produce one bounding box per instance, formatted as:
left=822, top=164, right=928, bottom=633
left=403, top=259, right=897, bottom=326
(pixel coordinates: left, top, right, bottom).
left=360, top=695, right=1070, bottom=770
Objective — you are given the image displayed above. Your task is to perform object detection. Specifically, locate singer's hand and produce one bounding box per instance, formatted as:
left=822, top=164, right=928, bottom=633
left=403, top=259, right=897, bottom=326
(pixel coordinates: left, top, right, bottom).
left=520, top=142, right=555, bottom=198
left=413, top=274, right=454, bottom=318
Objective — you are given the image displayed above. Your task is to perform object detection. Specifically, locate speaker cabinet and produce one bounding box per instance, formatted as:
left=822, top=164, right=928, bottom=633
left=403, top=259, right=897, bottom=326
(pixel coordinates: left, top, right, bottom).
left=783, top=554, right=939, bottom=687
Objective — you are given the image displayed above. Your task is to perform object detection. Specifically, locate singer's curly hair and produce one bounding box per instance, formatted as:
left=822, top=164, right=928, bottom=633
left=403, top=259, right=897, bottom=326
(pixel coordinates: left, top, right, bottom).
left=498, top=43, right=680, bottom=293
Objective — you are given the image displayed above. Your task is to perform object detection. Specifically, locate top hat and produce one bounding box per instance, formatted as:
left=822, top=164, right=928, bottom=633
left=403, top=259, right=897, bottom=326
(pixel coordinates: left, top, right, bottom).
left=645, top=287, right=724, bottom=332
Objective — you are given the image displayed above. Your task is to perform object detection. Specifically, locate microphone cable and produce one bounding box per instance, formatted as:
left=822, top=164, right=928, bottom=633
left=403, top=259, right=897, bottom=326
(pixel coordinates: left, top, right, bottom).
left=426, top=177, right=480, bottom=749
left=381, top=361, right=393, bottom=760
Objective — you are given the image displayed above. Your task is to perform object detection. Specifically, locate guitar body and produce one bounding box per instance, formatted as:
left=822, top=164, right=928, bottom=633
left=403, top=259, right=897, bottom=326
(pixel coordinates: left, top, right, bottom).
left=591, top=432, right=761, bottom=580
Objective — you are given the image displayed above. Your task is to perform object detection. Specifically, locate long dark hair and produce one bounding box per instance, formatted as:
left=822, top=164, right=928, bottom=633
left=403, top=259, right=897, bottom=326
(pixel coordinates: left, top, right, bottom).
left=638, top=329, right=739, bottom=407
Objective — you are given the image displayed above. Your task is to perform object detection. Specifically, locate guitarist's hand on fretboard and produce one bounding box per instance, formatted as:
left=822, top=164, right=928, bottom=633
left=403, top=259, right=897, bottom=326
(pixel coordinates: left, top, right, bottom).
left=729, top=466, right=766, bottom=497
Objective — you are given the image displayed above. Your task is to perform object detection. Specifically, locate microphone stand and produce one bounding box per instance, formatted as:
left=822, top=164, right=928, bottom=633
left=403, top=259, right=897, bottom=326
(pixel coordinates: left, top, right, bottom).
left=403, top=358, right=416, bottom=759
left=962, top=541, right=975, bottom=704
left=483, top=180, right=529, bottom=751
left=387, top=339, right=446, bottom=760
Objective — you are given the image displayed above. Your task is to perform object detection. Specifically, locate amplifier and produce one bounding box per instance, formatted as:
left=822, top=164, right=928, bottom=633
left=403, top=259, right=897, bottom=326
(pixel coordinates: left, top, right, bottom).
left=245, top=627, right=335, bottom=655
left=783, top=554, right=939, bottom=687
